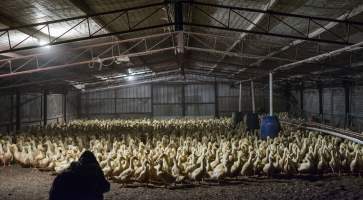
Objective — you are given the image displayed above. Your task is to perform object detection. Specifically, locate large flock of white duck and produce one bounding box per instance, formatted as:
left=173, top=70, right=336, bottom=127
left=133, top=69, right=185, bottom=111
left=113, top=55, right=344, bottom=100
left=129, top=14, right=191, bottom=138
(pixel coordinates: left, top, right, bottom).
left=1, top=118, right=363, bottom=186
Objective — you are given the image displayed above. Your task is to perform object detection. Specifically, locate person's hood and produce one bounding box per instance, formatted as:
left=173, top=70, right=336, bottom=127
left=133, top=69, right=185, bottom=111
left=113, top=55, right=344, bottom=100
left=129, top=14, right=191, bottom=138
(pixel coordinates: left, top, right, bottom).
left=79, top=150, right=99, bottom=165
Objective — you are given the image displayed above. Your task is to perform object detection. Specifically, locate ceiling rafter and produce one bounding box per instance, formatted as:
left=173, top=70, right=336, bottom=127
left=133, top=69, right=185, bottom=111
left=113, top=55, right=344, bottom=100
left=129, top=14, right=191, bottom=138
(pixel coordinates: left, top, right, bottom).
left=207, top=0, right=279, bottom=74
left=232, top=3, right=363, bottom=77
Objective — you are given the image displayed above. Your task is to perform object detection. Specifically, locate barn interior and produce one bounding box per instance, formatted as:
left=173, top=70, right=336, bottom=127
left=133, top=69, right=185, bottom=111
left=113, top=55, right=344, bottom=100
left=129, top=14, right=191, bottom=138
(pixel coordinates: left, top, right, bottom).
left=1, top=0, right=363, bottom=199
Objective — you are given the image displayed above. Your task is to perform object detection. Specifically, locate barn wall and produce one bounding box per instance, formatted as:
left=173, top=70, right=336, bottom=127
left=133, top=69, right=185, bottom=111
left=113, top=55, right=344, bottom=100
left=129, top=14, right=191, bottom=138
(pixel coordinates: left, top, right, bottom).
left=289, top=85, right=363, bottom=131
left=2, top=82, right=362, bottom=132
left=0, top=91, right=80, bottom=132
left=79, top=82, right=288, bottom=119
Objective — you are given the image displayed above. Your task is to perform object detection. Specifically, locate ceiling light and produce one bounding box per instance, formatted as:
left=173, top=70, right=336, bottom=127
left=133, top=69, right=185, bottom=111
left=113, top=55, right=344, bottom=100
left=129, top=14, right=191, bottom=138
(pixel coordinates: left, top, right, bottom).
left=38, top=39, right=50, bottom=48
left=126, top=75, right=135, bottom=81
left=115, top=55, right=130, bottom=63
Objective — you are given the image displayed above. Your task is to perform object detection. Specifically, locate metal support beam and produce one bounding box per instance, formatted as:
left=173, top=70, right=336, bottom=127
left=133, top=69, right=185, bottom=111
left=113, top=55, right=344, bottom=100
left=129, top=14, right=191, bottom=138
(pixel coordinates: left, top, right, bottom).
left=183, top=1, right=362, bottom=45
left=246, top=3, right=363, bottom=69
left=251, top=80, right=255, bottom=113
left=114, top=89, right=117, bottom=117
left=300, top=82, right=304, bottom=115
left=239, top=81, right=242, bottom=112
left=318, top=82, right=323, bottom=122
left=208, top=0, right=278, bottom=74
left=214, top=78, right=219, bottom=118
left=273, top=39, right=363, bottom=72
left=63, top=91, right=67, bottom=123
left=175, top=0, right=183, bottom=31
left=9, top=94, right=14, bottom=132
left=181, top=83, right=186, bottom=116
left=76, top=92, right=82, bottom=119
left=150, top=83, right=154, bottom=118
left=284, top=83, right=290, bottom=113
left=0, top=2, right=173, bottom=54
left=43, top=89, right=48, bottom=126
left=344, top=81, right=351, bottom=128
left=15, top=91, right=20, bottom=132
left=69, top=0, right=147, bottom=67
left=269, top=72, right=273, bottom=116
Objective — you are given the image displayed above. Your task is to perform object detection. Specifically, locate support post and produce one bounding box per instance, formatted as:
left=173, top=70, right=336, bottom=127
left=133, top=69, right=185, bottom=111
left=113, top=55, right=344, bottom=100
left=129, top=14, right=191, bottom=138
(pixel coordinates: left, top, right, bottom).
left=269, top=72, right=273, bottom=116
left=175, top=0, right=184, bottom=54
left=181, top=84, right=185, bottom=117
left=43, top=89, right=48, bottom=127
left=344, top=81, right=351, bottom=128
left=251, top=80, right=255, bottom=113
left=174, top=0, right=183, bottom=31
left=63, top=91, right=67, bottom=123
left=214, top=78, right=219, bottom=118
left=239, top=81, right=242, bottom=112
left=318, top=82, right=323, bottom=123
left=300, top=82, right=304, bottom=116
left=15, top=91, right=20, bottom=132
left=114, top=89, right=117, bottom=118
left=284, top=83, right=291, bottom=112
left=150, top=83, right=154, bottom=119
left=76, top=92, right=82, bottom=119
left=9, top=94, right=14, bottom=133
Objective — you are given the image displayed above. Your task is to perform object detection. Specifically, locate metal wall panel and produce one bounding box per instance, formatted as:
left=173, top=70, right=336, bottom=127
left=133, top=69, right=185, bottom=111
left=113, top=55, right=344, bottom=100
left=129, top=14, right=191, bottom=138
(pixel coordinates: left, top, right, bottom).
left=153, top=84, right=183, bottom=117
left=289, top=90, right=300, bottom=114
left=322, top=88, right=345, bottom=127
left=87, top=89, right=115, bottom=99
left=153, top=104, right=183, bottom=117
left=66, top=92, right=79, bottom=120
left=255, top=87, right=267, bottom=113
left=323, top=88, right=333, bottom=121
left=153, top=84, right=182, bottom=104
left=80, top=84, right=152, bottom=118
left=87, top=99, right=115, bottom=114
left=186, top=104, right=215, bottom=116
left=184, top=84, right=215, bottom=116
left=218, top=83, right=238, bottom=116
left=116, top=98, right=151, bottom=113
left=0, top=95, right=11, bottom=123
left=185, top=84, right=215, bottom=103
left=116, top=84, right=151, bottom=98
left=303, top=89, right=319, bottom=117
left=0, top=95, right=12, bottom=131
left=351, top=86, right=363, bottom=131
left=217, top=83, right=239, bottom=97
left=332, top=88, right=345, bottom=127
left=47, top=94, right=63, bottom=123
left=20, top=93, right=42, bottom=125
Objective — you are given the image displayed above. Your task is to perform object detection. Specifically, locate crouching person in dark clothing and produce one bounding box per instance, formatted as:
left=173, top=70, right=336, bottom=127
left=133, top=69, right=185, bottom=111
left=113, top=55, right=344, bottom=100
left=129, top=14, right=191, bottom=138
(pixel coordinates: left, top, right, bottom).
left=49, top=150, right=110, bottom=200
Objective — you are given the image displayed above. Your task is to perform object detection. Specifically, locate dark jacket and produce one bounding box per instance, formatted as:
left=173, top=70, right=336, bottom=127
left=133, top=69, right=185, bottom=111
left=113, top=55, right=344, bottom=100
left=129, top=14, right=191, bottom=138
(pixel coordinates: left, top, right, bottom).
left=49, top=151, right=110, bottom=200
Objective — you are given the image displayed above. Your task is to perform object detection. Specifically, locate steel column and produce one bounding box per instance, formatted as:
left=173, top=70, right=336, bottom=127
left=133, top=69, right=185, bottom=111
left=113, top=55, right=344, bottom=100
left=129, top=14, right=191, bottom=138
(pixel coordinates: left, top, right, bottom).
left=239, top=81, right=242, bottom=112
left=214, top=78, right=219, bottom=118
left=251, top=80, right=255, bottom=113
left=269, top=72, right=273, bottom=116
left=9, top=94, right=14, bottom=132
left=181, top=83, right=185, bottom=116
left=43, top=89, right=48, bottom=126
left=150, top=83, right=154, bottom=118
left=15, top=91, right=20, bottom=132
left=76, top=92, right=82, bottom=119
left=63, top=91, right=67, bottom=123
left=175, top=0, right=183, bottom=31
left=318, top=82, right=323, bottom=122
left=300, top=82, right=304, bottom=116
left=114, top=89, right=117, bottom=117
left=344, top=82, right=351, bottom=128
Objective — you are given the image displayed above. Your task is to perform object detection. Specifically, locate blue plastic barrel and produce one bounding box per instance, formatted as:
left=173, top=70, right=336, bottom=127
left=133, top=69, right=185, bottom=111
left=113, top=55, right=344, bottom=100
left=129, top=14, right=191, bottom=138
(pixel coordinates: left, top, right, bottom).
left=260, top=115, right=280, bottom=139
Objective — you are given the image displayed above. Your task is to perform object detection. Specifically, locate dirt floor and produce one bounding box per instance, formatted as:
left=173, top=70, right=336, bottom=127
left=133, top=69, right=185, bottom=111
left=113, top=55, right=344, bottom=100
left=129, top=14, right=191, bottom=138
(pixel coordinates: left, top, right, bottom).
left=0, top=165, right=363, bottom=200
